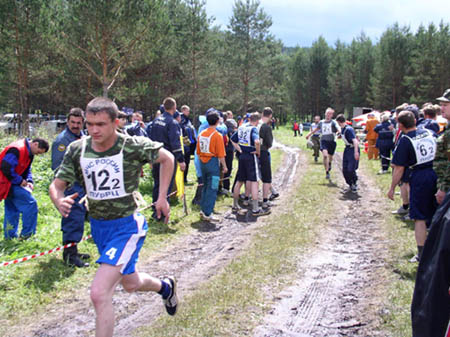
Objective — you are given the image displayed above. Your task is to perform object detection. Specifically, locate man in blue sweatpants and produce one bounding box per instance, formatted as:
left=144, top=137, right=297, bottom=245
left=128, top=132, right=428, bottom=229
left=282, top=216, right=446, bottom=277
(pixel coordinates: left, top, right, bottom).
left=336, top=114, right=360, bottom=193
left=0, top=138, right=49, bottom=239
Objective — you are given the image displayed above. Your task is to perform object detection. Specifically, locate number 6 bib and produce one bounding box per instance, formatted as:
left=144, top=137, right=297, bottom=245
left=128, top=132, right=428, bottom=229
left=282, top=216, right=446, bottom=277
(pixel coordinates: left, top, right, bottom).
left=80, top=137, right=129, bottom=200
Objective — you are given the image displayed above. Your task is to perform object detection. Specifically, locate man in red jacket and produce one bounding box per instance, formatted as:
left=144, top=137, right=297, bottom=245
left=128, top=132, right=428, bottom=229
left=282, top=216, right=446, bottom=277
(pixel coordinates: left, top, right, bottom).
left=0, top=138, right=49, bottom=239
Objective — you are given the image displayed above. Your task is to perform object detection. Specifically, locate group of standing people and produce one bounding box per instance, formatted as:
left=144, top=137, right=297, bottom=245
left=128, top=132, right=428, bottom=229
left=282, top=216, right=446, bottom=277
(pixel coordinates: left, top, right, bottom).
left=0, top=95, right=280, bottom=337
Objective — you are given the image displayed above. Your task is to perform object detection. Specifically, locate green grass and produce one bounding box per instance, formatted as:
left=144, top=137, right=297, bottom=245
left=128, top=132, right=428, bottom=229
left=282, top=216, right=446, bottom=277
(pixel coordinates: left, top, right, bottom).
left=359, top=156, right=416, bottom=337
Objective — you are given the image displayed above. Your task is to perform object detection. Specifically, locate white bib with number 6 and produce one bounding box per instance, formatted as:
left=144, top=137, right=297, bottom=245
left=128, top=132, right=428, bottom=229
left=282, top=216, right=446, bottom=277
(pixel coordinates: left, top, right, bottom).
left=80, top=137, right=129, bottom=200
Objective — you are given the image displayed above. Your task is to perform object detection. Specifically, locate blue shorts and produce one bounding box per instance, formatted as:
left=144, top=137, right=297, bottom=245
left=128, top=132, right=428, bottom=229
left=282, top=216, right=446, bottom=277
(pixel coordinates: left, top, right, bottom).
left=236, top=152, right=259, bottom=182
left=320, top=140, right=337, bottom=155
left=90, top=213, right=147, bottom=275
left=409, top=168, right=437, bottom=221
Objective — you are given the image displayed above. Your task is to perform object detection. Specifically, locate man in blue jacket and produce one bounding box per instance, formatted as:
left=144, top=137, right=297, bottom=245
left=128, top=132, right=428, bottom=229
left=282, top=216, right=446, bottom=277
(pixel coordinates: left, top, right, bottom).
left=51, top=108, right=89, bottom=267
left=149, top=98, right=185, bottom=219
left=180, top=105, right=196, bottom=183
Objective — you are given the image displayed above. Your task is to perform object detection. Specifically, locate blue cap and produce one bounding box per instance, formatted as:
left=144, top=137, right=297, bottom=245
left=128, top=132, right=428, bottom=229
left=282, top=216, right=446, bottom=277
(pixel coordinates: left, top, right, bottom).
left=159, top=104, right=165, bottom=114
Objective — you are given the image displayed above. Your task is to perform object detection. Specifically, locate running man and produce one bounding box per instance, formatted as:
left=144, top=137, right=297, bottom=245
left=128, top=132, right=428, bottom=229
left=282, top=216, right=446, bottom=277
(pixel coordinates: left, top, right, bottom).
left=49, top=97, right=178, bottom=337
left=306, top=107, right=340, bottom=179
left=336, top=114, right=360, bottom=192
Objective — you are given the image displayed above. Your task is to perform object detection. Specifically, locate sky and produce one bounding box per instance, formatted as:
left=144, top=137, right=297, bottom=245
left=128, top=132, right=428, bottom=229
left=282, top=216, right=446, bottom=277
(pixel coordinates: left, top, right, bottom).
left=204, top=0, right=450, bottom=47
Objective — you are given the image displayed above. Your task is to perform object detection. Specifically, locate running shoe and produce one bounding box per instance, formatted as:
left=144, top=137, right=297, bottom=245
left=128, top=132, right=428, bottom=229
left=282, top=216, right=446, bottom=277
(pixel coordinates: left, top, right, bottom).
left=252, top=208, right=271, bottom=216
left=242, top=198, right=250, bottom=207
left=402, top=214, right=412, bottom=221
left=262, top=201, right=271, bottom=209
left=200, top=211, right=219, bottom=222
left=377, top=170, right=389, bottom=175
left=351, top=184, right=358, bottom=193
left=232, top=206, right=247, bottom=215
left=409, top=255, right=420, bottom=263
left=326, top=172, right=330, bottom=180
left=269, top=192, right=279, bottom=201
left=391, top=206, right=408, bottom=215
left=162, top=276, right=178, bottom=315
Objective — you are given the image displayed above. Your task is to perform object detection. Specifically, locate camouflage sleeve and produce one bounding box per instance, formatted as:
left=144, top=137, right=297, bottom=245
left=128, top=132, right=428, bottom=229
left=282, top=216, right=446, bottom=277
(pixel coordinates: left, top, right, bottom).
left=434, top=130, right=450, bottom=192
left=135, top=136, right=163, bottom=164
left=55, top=142, right=79, bottom=185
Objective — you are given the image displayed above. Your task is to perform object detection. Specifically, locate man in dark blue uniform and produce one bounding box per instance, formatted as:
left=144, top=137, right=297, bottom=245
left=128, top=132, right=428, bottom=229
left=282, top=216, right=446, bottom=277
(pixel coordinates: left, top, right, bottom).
left=51, top=107, right=89, bottom=267
left=148, top=97, right=185, bottom=219
left=387, top=110, right=437, bottom=262
left=180, top=105, right=196, bottom=183
left=336, top=114, right=360, bottom=193
left=417, top=103, right=441, bottom=136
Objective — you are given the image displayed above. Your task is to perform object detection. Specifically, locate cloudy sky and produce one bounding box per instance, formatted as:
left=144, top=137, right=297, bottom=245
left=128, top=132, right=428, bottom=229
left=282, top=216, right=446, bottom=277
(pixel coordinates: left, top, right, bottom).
left=204, top=0, right=449, bottom=47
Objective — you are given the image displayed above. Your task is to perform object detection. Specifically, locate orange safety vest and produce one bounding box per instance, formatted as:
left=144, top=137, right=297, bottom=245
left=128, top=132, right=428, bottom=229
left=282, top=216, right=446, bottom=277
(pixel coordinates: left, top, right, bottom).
left=0, top=139, right=31, bottom=200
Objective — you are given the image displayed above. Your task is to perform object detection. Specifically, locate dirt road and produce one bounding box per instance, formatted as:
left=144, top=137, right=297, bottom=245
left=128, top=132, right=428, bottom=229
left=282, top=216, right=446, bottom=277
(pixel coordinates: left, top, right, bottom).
left=10, top=144, right=389, bottom=337
left=254, top=153, right=389, bottom=337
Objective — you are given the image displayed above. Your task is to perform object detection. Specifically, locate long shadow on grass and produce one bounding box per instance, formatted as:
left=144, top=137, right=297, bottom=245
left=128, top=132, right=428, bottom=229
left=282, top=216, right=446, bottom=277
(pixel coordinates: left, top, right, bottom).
left=29, top=257, right=76, bottom=292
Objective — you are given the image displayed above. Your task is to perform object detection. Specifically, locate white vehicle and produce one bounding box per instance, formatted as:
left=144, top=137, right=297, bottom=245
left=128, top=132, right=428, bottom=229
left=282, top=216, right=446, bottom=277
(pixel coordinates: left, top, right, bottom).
left=0, top=113, right=41, bottom=134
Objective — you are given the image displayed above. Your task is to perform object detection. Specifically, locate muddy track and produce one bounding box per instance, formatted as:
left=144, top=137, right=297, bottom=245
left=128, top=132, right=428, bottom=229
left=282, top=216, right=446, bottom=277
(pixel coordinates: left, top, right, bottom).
left=10, top=141, right=301, bottom=337
left=254, top=153, right=389, bottom=337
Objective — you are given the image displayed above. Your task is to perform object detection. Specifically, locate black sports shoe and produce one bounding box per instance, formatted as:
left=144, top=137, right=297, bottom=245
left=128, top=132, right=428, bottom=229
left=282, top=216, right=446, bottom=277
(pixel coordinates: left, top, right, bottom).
left=78, top=252, right=91, bottom=260
left=252, top=208, right=271, bottom=216
left=162, top=276, right=178, bottom=316
left=269, top=192, right=279, bottom=201
left=64, top=252, right=89, bottom=268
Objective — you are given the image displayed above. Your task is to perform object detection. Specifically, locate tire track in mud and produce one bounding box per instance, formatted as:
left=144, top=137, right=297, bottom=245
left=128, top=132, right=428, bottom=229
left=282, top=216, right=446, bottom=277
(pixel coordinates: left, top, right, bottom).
left=254, top=153, right=389, bottom=337
left=12, top=141, right=301, bottom=337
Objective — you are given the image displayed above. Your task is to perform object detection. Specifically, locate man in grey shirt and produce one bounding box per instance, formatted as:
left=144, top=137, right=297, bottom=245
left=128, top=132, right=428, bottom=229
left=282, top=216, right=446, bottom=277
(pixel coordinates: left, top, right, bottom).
left=306, top=108, right=340, bottom=179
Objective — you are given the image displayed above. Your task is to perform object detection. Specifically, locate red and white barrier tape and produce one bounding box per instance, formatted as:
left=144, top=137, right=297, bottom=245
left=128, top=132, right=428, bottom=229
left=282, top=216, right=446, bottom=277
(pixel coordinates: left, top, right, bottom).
left=0, top=235, right=92, bottom=268
left=0, top=191, right=178, bottom=268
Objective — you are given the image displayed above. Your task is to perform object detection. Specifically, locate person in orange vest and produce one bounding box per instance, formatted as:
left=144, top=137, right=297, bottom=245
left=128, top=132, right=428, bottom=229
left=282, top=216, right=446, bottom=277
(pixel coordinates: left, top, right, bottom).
left=0, top=138, right=49, bottom=239
left=196, top=110, right=228, bottom=222
left=364, top=112, right=380, bottom=160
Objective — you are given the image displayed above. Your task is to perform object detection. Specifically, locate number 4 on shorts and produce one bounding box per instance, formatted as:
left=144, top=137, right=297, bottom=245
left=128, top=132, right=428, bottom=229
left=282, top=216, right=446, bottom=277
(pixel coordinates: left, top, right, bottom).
left=105, top=247, right=117, bottom=260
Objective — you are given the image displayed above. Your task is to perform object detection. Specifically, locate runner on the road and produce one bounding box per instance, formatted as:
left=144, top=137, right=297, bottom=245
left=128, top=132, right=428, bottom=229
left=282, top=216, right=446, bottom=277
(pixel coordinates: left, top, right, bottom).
left=336, top=114, right=360, bottom=193
left=306, top=107, right=340, bottom=179
left=49, top=97, right=178, bottom=337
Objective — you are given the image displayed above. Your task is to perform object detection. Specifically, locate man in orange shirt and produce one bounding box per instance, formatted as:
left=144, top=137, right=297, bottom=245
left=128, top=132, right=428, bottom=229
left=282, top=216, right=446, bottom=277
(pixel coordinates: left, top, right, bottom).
left=197, top=111, right=228, bottom=222
left=364, top=112, right=380, bottom=160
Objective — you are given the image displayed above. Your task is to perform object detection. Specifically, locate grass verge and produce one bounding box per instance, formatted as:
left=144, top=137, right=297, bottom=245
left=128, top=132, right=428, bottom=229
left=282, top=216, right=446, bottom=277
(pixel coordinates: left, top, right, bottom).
left=360, top=156, right=416, bottom=337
